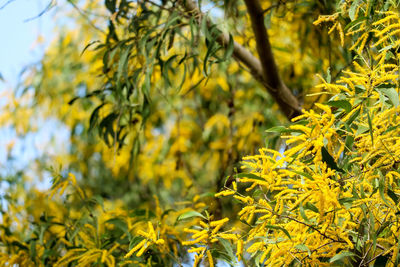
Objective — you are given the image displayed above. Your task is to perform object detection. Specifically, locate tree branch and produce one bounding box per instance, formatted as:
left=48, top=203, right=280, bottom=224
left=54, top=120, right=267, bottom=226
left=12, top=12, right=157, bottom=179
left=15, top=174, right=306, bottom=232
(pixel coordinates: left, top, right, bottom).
left=179, top=0, right=302, bottom=119
left=243, top=0, right=301, bottom=118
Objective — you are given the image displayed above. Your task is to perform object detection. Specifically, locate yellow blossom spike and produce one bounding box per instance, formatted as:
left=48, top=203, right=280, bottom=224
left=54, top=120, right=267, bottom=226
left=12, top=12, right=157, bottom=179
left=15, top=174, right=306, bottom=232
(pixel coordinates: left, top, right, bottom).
left=148, top=222, right=157, bottom=240
left=215, top=190, right=235, bottom=197
left=125, top=239, right=146, bottom=258
left=136, top=243, right=148, bottom=257
left=210, top=218, right=229, bottom=227
left=206, top=250, right=214, bottom=267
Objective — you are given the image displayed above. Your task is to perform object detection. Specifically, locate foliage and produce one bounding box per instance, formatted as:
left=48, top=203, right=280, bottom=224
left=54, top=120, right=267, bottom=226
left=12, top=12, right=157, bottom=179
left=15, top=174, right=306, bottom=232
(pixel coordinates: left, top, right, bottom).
left=2, top=0, right=400, bottom=266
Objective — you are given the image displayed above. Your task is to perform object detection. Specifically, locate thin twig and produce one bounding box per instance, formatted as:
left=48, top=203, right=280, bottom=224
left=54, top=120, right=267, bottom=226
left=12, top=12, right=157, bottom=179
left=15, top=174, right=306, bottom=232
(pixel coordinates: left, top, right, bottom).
left=146, top=0, right=175, bottom=12
left=363, top=249, right=389, bottom=266
left=281, top=214, right=346, bottom=244
left=359, top=242, right=373, bottom=267
left=299, top=241, right=335, bottom=262
left=67, top=0, right=106, bottom=35
left=263, top=3, right=279, bottom=14
left=0, top=0, right=15, bottom=10
left=24, top=0, right=55, bottom=22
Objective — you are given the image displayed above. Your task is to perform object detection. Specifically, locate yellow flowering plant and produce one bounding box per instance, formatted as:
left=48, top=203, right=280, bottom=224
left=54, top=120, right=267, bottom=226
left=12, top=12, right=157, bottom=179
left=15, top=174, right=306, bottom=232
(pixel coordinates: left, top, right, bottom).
left=212, top=2, right=400, bottom=266
left=2, top=0, right=400, bottom=266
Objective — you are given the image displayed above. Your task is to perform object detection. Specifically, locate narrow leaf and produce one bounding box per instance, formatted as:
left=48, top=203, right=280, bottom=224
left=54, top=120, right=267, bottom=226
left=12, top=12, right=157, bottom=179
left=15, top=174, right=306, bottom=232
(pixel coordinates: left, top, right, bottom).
left=367, top=111, right=374, bottom=146
left=224, top=34, right=234, bottom=60
left=299, top=203, right=310, bottom=223
left=321, top=147, right=344, bottom=173
left=379, top=175, right=391, bottom=207
left=329, top=251, right=357, bottom=263
left=265, top=225, right=291, bottom=240
left=380, top=88, right=399, bottom=107
left=177, top=211, right=206, bottom=221
left=265, top=126, right=291, bottom=133
left=292, top=170, right=314, bottom=181
left=326, top=100, right=352, bottom=113
left=217, top=237, right=236, bottom=263
left=295, top=244, right=311, bottom=256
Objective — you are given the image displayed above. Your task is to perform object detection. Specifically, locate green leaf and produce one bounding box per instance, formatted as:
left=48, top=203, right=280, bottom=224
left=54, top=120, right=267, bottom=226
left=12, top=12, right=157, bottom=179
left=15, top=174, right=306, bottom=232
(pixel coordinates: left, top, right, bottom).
left=344, top=16, right=367, bottom=31
left=387, top=189, right=398, bottom=204
left=68, top=96, right=80, bottom=105
left=339, top=197, right=356, bottom=205
left=383, top=125, right=399, bottom=134
left=80, top=40, right=100, bottom=56
left=164, top=11, right=180, bottom=28
left=367, top=111, right=374, bottom=146
left=292, top=170, right=314, bottom=181
left=217, top=237, right=236, bottom=263
left=370, top=211, right=376, bottom=250
left=346, top=107, right=360, bottom=126
left=379, top=174, right=391, bottom=207
left=129, top=236, right=145, bottom=250
left=299, top=203, right=310, bottom=223
left=11, top=240, right=29, bottom=250
left=177, top=211, right=206, bottom=221
left=264, top=8, right=272, bottom=29
left=117, top=45, right=132, bottom=89
left=105, top=0, right=116, bottom=13
left=366, top=0, right=376, bottom=16
left=224, top=34, right=234, bottom=60
left=380, top=88, right=399, bottom=107
left=106, top=218, right=128, bottom=234
left=199, top=192, right=215, bottom=198
left=345, top=134, right=355, bottom=150
left=295, top=244, right=311, bottom=256
left=265, top=225, right=291, bottom=240
left=326, top=100, right=352, bottom=113
left=304, top=202, right=319, bottom=213
left=235, top=173, right=264, bottom=181
left=161, top=54, right=178, bottom=86
left=355, top=125, right=369, bottom=136
left=90, top=195, right=104, bottom=210
left=376, top=220, right=392, bottom=236
left=349, top=0, right=359, bottom=21
left=321, top=147, right=344, bottom=173
left=374, top=255, right=390, bottom=266
left=89, top=103, right=105, bottom=131
left=326, top=67, right=331, bottom=83
left=329, top=251, right=357, bottom=263
left=30, top=240, right=37, bottom=261
left=265, top=126, right=289, bottom=133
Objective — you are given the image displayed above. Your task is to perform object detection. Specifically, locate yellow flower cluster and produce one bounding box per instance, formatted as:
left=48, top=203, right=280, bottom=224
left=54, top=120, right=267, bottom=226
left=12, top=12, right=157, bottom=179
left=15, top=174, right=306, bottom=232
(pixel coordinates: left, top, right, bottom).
left=213, top=8, right=400, bottom=265
left=49, top=173, right=85, bottom=200
left=124, top=222, right=165, bottom=258
left=183, top=217, right=238, bottom=266
left=313, top=13, right=345, bottom=46
left=55, top=246, right=119, bottom=267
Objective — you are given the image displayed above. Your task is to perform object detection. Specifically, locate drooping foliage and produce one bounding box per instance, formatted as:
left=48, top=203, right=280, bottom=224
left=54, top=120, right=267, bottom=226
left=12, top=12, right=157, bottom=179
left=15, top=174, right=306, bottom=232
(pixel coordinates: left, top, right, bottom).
left=1, top=0, right=400, bottom=266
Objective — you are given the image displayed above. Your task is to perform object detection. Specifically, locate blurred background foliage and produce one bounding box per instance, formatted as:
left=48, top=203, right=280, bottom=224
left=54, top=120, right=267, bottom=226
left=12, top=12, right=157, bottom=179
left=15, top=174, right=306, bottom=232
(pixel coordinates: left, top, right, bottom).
left=0, top=0, right=360, bottom=265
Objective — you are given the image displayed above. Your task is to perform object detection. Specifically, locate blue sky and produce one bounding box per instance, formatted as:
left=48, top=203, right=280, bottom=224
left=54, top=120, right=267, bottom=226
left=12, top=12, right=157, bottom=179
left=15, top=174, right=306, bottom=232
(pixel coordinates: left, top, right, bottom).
left=0, top=0, right=55, bottom=89
left=0, top=0, right=68, bottom=189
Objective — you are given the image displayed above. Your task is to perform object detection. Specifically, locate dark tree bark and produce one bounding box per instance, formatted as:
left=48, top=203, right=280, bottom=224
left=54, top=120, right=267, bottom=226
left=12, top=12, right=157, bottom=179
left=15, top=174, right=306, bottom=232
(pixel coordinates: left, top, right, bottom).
left=179, top=0, right=302, bottom=119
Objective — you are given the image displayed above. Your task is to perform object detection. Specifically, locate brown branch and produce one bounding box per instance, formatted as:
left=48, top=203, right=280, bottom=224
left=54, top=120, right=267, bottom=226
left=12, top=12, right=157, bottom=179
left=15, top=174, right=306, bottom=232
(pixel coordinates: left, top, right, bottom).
left=178, top=0, right=302, bottom=119
left=363, top=249, right=389, bottom=266
left=243, top=0, right=301, bottom=119
left=280, top=215, right=346, bottom=244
